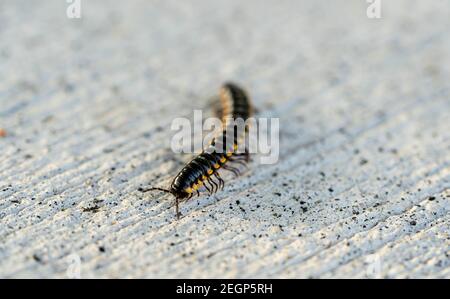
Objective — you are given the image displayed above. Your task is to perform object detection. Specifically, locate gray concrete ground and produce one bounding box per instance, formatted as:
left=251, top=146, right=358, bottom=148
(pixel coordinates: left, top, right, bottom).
left=0, top=0, right=449, bottom=278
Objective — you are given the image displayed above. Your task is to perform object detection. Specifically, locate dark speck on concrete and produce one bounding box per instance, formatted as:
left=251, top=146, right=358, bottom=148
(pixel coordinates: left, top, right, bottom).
left=82, top=206, right=101, bottom=213
left=32, top=254, right=42, bottom=263
left=103, top=148, right=114, bottom=153
left=142, top=132, right=153, bottom=138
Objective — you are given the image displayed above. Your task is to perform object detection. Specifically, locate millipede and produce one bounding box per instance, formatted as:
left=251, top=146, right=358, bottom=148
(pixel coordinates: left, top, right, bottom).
left=140, top=82, right=253, bottom=219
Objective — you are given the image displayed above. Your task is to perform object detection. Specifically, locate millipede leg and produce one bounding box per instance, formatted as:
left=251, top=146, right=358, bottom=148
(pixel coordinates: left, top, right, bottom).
left=223, top=165, right=240, bottom=177
left=176, top=198, right=180, bottom=219
left=234, top=150, right=250, bottom=162
left=235, top=147, right=250, bottom=162
left=206, top=177, right=214, bottom=195
left=208, top=177, right=218, bottom=193
left=229, top=158, right=247, bottom=168
left=244, top=150, right=250, bottom=162
left=203, top=181, right=211, bottom=194
left=214, top=172, right=225, bottom=190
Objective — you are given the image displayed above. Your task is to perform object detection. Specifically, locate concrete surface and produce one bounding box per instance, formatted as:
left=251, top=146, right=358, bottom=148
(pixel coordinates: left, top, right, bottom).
left=0, top=0, right=449, bottom=278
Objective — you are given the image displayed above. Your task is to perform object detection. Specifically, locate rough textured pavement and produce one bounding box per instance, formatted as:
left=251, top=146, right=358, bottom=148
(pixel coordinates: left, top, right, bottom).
left=0, top=0, right=449, bottom=278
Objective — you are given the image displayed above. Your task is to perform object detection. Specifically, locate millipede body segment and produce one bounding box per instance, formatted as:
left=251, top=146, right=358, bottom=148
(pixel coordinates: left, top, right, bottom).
left=141, top=82, right=253, bottom=218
